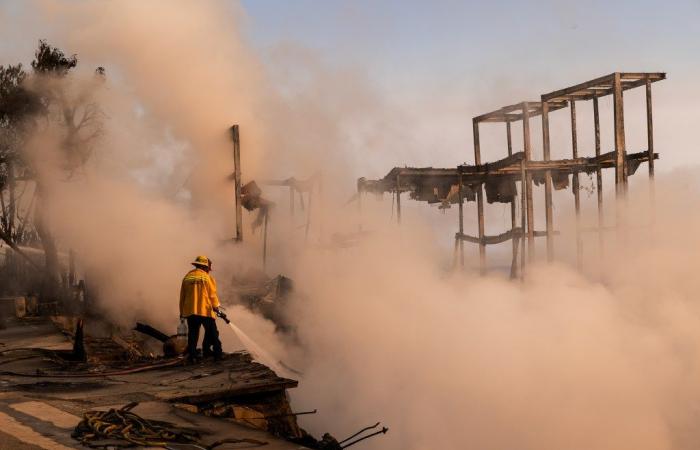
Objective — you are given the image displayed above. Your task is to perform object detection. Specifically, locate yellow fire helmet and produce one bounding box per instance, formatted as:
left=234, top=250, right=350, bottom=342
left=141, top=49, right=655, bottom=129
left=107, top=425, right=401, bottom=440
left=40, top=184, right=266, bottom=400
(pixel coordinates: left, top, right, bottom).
left=192, top=255, right=211, bottom=268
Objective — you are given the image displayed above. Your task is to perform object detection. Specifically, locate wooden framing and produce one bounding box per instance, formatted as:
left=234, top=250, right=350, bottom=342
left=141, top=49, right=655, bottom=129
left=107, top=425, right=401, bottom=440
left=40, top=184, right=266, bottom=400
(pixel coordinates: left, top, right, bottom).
left=357, top=72, right=665, bottom=276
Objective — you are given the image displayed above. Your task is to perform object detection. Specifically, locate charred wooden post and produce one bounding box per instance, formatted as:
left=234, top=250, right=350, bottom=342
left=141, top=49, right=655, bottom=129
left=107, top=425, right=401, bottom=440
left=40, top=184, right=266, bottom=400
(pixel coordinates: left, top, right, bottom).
left=231, top=125, right=243, bottom=242
left=613, top=73, right=627, bottom=196
left=507, top=121, right=518, bottom=277
left=522, top=103, right=535, bottom=262
left=357, top=187, right=363, bottom=232
left=395, top=174, right=402, bottom=225
left=472, top=119, right=486, bottom=273
left=646, top=78, right=655, bottom=179
left=541, top=100, right=555, bottom=262
left=457, top=171, right=465, bottom=269
left=646, top=78, right=656, bottom=227
left=593, top=96, right=604, bottom=254
left=570, top=99, right=583, bottom=269
left=612, top=73, right=628, bottom=246
left=519, top=159, right=527, bottom=279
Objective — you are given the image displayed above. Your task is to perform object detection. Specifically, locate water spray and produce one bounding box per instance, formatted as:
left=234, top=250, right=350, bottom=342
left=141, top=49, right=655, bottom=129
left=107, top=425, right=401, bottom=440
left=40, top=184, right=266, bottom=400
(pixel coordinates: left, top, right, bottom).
left=215, top=307, right=295, bottom=377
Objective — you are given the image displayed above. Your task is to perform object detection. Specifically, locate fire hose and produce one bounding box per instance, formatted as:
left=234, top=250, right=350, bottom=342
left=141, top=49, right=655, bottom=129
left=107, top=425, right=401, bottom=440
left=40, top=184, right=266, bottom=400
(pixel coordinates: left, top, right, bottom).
left=72, top=402, right=268, bottom=448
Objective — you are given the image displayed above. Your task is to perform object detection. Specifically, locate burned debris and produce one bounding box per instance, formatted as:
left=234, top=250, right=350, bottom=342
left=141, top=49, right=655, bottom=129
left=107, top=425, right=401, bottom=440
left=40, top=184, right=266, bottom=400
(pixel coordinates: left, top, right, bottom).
left=0, top=314, right=313, bottom=447
left=230, top=272, right=295, bottom=332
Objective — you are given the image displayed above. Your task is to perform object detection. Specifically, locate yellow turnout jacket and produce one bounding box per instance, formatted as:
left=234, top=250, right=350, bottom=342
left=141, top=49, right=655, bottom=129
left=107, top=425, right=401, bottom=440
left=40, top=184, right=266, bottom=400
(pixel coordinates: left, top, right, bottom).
left=179, top=268, right=220, bottom=318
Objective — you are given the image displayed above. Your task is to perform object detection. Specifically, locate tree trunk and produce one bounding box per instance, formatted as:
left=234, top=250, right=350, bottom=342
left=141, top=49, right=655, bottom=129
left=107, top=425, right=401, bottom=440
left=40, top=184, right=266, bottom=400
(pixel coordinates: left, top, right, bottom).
left=34, top=181, right=60, bottom=299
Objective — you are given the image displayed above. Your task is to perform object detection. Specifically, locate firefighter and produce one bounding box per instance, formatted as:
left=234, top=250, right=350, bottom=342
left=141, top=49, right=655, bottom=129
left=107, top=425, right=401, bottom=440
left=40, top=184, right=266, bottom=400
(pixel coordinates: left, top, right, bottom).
left=179, top=255, right=223, bottom=362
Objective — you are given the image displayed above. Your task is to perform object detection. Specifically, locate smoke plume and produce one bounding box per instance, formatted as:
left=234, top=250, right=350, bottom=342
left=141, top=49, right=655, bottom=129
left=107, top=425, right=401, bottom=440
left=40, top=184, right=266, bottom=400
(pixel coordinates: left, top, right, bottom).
left=2, top=2, right=699, bottom=450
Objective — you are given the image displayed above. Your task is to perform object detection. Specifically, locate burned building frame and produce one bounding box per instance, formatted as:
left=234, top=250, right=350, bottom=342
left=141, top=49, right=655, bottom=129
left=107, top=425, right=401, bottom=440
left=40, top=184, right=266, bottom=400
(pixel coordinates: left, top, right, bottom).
left=358, top=72, right=665, bottom=276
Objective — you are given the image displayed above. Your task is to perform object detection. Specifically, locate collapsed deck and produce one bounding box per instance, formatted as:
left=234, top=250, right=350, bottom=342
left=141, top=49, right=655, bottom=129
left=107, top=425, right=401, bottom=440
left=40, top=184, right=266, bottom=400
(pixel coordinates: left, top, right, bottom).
left=0, top=315, right=309, bottom=449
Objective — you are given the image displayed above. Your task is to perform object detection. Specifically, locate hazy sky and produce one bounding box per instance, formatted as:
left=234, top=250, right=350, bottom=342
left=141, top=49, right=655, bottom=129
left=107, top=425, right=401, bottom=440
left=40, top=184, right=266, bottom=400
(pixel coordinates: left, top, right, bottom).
left=0, top=0, right=697, bottom=174
left=240, top=0, right=700, bottom=171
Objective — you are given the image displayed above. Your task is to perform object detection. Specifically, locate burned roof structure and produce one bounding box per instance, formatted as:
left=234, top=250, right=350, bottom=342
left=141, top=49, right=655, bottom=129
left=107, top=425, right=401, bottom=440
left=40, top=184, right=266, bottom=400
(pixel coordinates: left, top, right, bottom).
left=358, top=72, right=665, bottom=276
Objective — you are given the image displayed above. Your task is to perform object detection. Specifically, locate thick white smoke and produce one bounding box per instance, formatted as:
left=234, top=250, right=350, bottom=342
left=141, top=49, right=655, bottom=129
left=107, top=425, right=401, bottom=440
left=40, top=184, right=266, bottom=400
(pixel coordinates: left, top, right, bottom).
left=2, top=3, right=700, bottom=450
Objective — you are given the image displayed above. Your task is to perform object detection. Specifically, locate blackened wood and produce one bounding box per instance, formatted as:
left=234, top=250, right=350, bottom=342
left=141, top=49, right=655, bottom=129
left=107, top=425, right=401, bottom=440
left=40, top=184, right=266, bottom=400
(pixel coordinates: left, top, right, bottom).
left=541, top=101, right=554, bottom=262
left=522, top=102, right=535, bottom=261
left=473, top=119, right=486, bottom=272
left=613, top=73, right=627, bottom=196
left=232, top=125, right=243, bottom=242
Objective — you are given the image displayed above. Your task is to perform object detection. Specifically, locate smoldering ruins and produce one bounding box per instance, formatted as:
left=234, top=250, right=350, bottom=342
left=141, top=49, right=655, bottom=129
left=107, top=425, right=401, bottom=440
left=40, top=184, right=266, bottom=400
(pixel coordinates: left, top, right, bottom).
left=359, top=72, right=664, bottom=276
left=1, top=2, right=700, bottom=450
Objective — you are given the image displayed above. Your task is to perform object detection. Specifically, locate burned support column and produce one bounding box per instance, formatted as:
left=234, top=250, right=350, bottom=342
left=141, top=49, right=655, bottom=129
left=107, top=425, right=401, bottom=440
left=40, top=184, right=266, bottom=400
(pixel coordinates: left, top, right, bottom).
left=395, top=174, right=402, bottom=225
left=593, top=96, right=604, bottom=254
left=520, top=159, right=527, bottom=279
left=541, top=101, right=555, bottom=262
left=472, top=119, right=486, bottom=273
left=458, top=171, right=465, bottom=268
left=357, top=186, right=363, bottom=232
left=507, top=121, right=518, bottom=276
left=646, top=78, right=655, bottom=179
left=522, top=102, right=535, bottom=262
left=612, top=73, right=628, bottom=247
left=231, top=125, right=243, bottom=242
left=646, top=78, right=656, bottom=226
left=570, top=99, right=582, bottom=269
left=613, top=73, right=627, bottom=197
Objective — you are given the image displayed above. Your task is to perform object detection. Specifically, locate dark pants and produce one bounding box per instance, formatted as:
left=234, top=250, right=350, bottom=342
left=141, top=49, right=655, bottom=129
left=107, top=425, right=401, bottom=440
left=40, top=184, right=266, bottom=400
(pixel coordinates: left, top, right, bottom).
left=186, top=315, right=222, bottom=359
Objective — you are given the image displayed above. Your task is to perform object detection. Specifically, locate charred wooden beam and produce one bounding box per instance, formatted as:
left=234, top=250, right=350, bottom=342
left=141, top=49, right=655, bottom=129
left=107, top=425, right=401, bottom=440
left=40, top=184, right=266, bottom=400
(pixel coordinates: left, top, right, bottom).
left=360, top=151, right=658, bottom=197
left=455, top=229, right=555, bottom=245
left=473, top=100, right=568, bottom=123
left=473, top=119, right=486, bottom=273
left=542, top=72, right=665, bottom=102
left=523, top=102, right=535, bottom=261
left=460, top=152, right=525, bottom=174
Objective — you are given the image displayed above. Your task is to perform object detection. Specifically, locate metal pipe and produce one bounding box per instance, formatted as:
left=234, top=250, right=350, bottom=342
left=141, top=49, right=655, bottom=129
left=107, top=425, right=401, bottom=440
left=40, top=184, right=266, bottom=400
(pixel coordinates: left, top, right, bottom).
left=339, top=422, right=381, bottom=444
